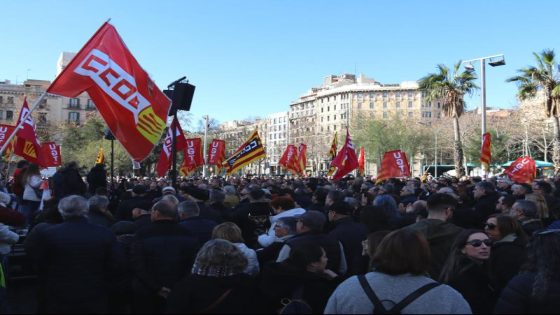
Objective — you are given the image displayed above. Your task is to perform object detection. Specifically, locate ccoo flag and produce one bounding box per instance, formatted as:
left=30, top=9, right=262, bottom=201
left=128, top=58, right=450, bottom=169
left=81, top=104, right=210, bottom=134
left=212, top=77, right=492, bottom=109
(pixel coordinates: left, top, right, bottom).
left=504, top=156, right=536, bottom=184
left=47, top=22, right=171, bottom=162
left=331, top=129, right=359, bottom=180
left=376, top=150, right=411, bottom=183
left=222, top=129, right=266, bottom=175
left=480, top=133, right=491, bottom=171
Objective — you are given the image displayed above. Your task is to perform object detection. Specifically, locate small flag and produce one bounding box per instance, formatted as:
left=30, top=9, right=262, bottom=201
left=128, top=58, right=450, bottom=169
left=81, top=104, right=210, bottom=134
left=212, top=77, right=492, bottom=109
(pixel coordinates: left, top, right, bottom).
left=96, top=147, right=105, bottom=165
left=331, top=129, right=359, bottom=180
left=376, top=150, right=411, bottom=183
left=504, top=156, right=536, bottom=184
left=480, top=132, right=491, bottom=171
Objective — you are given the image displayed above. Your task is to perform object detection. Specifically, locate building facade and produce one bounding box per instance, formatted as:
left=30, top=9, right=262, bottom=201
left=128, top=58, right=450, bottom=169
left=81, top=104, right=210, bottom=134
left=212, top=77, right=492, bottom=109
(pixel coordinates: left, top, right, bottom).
left=289, top=74, right=443, bottom=174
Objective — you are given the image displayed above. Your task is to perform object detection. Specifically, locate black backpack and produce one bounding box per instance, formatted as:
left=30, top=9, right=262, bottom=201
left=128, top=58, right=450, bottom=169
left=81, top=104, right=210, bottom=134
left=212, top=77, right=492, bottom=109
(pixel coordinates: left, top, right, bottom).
left=357, top=275, right=441, bottom=314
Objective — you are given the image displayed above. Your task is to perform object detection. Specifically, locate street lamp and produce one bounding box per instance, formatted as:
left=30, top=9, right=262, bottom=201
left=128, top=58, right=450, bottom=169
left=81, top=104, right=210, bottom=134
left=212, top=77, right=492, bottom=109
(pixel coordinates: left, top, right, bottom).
left=461, top=54, right=506, bottom=137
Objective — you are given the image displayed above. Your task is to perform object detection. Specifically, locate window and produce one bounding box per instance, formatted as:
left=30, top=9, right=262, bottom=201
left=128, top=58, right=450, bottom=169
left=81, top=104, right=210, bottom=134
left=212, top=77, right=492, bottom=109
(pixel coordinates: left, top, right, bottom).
left=69, top=98, right=80, bottom=109
left=333, top=115, right=337, bottom=120
left=327, top=106, right=330, bottom=111
left=408, top=111, right=413, bottom=117
left=408, top=101, right=413, bottom=108
left=334, top=125, right=337, bottom=130
left=86, top=99, right=95, bottom=109
left=327, top=116, right=330, bottom=121
left=68, top=112, right=80, bottom=123
left=358, top=103, right=362, bottom=109
left=6, top=111, right=13, bottom=121
left=396, top=101, right=400, bottom=108
left=370, top=103, right=374, bottom=109
left=383, top=112, right=388, bottom=118
left=321, top=108, right=324, bottom=113
left=437, top=102, right=441, bottom=108
left=408, top=91, right=413, bottom=98
left=0, top=110, right=3, bottom=119
left=334, top=105, right=336, bottom=110
left=383, top=92, right=388, bottom=98
left=0, top=96, right=3, bottom=103
left=383, top=102, right=387, bottom=109
left=396, top=92, right=401, bottom=98
left=7, top=97, right=14, bottom=104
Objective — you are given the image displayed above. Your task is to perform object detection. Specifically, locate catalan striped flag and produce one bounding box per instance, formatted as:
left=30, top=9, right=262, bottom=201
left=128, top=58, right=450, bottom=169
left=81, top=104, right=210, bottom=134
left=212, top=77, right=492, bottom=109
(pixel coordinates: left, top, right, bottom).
left=326, top=132, right=338, bottom=176
left=95, top=147, right=105, bottom=165
left=480, top=133, right=491, bottom=172
left=222, top=129, right=266, bottom=175
left=298, top=143, right=307, bottom=176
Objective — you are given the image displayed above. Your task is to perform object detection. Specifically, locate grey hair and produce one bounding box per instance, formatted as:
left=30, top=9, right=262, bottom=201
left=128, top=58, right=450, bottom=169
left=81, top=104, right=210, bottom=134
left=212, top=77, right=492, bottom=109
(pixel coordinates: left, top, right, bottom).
left=514, top=199, right=538, bottom=218
left=222, top=185, right=237, bottom=195
left=177, top=200, right=200, bottom=218
left=209, top=189, right=225, bottom=204
left=161, top=194, right=179, bottom=207
left=152, top=200, right=178, bottom=219
left=58, top=195, right=89, bottom=219
left=194, top=239, right=247, bottom=274
left=88, top=195, right=109, bottom=212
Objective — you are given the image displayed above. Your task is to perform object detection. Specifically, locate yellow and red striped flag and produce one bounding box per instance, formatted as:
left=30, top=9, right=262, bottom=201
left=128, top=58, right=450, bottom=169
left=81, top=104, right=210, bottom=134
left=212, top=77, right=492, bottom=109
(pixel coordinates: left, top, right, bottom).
left=480, top=133, right=491, bottom=171
left=222, top=129, right=266, bottom=175
left=326, top=132, right=338, bottom=176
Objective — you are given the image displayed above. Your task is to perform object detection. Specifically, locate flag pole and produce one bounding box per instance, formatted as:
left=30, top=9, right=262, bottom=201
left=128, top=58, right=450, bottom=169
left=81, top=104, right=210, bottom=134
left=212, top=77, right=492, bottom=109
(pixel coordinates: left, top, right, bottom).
left=0, top=92, right=47, bottom=156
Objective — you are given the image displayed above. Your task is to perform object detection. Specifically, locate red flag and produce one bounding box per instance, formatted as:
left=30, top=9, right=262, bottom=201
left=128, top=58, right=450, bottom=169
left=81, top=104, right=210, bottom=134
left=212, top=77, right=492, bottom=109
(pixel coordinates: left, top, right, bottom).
left=13, top=99, right=42, bottom=164
left=480, top=133, right=492, bottom=171
left=298, top=143, right=307, bottom=176
left=504, top=156, right=536, bottom=184
left=182, top=138, right=204, bottom=169
left=376, top=150, right=411, bottom=182
left=39, top=142, right=62, bottom=167
left=207, top=139, right=226, bottom=169
left=155, top=118, right=187, bottom=177
left=0, top=125, right=16, bottom=160
left=46, top=22, right=171, bottom=162
left=358, top=147, right=365, bottom=176
left=279, top=145, right=299, bottom=174
left=331, top=129, right=359, bottom=180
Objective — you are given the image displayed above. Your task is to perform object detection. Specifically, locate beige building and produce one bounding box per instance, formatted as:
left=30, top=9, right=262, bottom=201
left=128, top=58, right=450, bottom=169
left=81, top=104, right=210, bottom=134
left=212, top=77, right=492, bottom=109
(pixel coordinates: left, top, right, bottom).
left=0, top=79, right=96, bottom=142
left=289, top=74, right=443, bottom=173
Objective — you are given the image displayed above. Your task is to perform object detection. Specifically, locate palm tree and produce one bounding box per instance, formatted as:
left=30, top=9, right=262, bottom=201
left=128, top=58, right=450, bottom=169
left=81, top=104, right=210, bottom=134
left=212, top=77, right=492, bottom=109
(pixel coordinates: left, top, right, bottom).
left=507, top=49, right=560, bottom=173
left=418, top=61, right=478, bottom=178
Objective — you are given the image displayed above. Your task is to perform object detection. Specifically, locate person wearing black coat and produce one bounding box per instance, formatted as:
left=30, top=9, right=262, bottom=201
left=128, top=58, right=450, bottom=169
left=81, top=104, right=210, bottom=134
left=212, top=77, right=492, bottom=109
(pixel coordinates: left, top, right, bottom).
left=230, top=188, right=273, bottom=249
left=51, top=161, right=87, bottom=200
left=440, top=229, right=498, bottom=314
left=494, top=229, right=560, bottom=314
left=178, top=200, right=217, bottom=245
left=327, top=201, right=368, bottom=276
left=24, top=195, right=125, bottom=314
left=130, top=200, right=199, bottom=314
left=115, top=185, right=154, bottom=221
left=260, top=243, right=340, bottom=314
left=166, top=239, right=263, bottom=314
left=86, top=163, right=107, bottom=196
left=472, top=182, right=500, bottom=228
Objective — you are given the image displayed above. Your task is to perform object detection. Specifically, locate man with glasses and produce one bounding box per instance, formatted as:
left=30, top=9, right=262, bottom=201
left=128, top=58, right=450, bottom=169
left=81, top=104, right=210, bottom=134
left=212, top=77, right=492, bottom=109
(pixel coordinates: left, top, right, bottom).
left=511, top=200, right=543, bottom=238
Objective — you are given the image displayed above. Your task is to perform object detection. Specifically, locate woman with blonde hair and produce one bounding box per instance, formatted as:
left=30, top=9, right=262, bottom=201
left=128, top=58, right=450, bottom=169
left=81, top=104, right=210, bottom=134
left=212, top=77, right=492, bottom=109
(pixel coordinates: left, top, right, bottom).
left=212, top=222, right=259, bottom=276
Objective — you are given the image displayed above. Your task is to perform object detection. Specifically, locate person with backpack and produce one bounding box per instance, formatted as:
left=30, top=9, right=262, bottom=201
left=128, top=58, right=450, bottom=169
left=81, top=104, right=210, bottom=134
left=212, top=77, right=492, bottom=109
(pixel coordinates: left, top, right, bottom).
left=324, top=228, right=471, bottom=314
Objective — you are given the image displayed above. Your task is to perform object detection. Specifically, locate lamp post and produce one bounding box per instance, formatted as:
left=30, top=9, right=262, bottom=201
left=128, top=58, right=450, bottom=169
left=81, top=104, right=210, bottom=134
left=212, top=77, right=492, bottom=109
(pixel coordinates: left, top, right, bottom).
left=462, top=54, right=506, bottom=137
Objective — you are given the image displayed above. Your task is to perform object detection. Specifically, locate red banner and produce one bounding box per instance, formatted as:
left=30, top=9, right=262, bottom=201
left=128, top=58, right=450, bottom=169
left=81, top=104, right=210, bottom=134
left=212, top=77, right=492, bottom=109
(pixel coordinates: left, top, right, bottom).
left=480, top=132, right=491, bottom=171
left=183, top=138, right=204, bottom=168
left=504, top=156, right=536, bottom=184
left=39, top=142, right=62, bottom=167
left=207, top=139, right=226, bottom=167
left=155, top=118, right=187, bottom=177
left=331, top=130, right=359, bottom=180
left=376, top=150, right=411, bottom=182
left=46, top=22, right=171, bottom=162
left=358, top=147, right=365, bottom=176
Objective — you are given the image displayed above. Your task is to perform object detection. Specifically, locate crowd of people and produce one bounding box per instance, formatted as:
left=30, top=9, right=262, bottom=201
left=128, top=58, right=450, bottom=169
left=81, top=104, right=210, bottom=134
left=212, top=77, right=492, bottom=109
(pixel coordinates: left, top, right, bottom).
left=1, top=160, right=560, bottom=314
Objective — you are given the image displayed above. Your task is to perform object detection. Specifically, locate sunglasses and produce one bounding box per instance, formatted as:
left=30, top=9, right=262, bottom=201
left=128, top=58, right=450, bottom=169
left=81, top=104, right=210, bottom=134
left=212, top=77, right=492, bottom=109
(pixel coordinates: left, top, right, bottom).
left=484, top=223, right=497, bottom=230
left=466, top=239, right=493, bottom=247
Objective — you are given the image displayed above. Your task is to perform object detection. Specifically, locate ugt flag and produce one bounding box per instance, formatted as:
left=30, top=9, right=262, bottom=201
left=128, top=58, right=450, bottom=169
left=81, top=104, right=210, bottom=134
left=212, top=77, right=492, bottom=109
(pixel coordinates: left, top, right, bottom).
left=504, top=156, right=536, bottom=184
left=207, top=139, right=226, bottom=169
left=14, top=98, right=42, bottom=165
left=376, top=150, right=411, bottom=182
left=47, top=22, right=171, bottom=162
left=39, top=142, right=62, bottom=167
